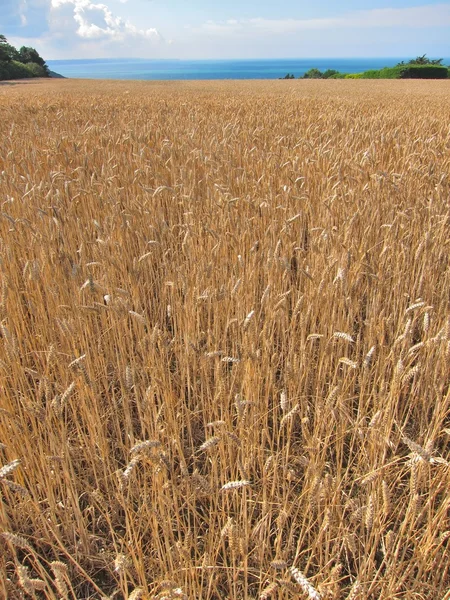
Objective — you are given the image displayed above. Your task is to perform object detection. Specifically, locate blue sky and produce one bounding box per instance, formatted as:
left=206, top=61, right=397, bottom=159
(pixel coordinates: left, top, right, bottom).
left=2, top=1, right=450, bottom=60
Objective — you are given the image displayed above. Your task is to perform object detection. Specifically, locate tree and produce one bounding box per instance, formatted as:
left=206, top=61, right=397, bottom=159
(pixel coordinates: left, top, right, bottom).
left=322, top=69, right=339, bottom=79
left=303, top=68, right=323, bottom=79
left=18, top=46, right=49, bottom=73
left=0, top=34, right=20, bottom=62
left=397, top=55, right=444, bottom=68
left=0, top=35, right=50, bottom=80
left=407, top=55, right=443, bottom=66
left=410, top=54, right=429, bottom=64
left=19, top=46, right=44, bottom=66
left=0, top=37, right=9, bottom=62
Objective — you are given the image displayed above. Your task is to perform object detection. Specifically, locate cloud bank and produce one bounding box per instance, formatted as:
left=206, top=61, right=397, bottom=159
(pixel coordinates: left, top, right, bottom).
left=2, top=1, right=450, bottom=60
left=197, top=4, right=450, bottom=36
left=51, top=0, right=160, bottom=42
left=4, top=0, right=163, bottom=59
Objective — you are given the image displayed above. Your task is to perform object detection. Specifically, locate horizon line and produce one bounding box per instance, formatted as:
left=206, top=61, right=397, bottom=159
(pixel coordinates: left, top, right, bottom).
left=47, top=55, right=450, bottom=62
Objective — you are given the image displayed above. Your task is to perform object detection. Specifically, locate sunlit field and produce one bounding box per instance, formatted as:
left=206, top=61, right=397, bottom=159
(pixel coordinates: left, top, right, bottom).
left=0, top=78, right=449, bottom=599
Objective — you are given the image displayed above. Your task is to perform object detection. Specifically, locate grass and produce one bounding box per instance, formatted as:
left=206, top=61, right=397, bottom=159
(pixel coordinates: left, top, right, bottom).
left=0, top=78, right=449, bottom=599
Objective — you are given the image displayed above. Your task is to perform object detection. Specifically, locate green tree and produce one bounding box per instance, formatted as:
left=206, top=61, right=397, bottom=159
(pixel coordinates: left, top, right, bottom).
left=0, top=35, right=9, bottom=62
left=18, top=46, right=49, bottom=74
left=322, top=69, right=340, bottom=79
left=0, top=35, right=51, bottom=80
left=303, top=68, right=323, bottom=79
left=410, top=54, right=429, bottom=64
left=397, top=54, right=444, bottom=67
left=0, top=35, right=20, bottom=62
left=404, top=55, right=443, bottom=66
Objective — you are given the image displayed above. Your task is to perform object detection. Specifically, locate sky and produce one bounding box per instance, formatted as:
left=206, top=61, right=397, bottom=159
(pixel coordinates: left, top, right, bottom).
left=2, top=0, right=450, bottom=60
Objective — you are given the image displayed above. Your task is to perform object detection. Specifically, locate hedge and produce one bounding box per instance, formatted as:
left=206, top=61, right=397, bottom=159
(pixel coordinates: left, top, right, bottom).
left=354, top=65, right=447, bottom=79
left=399, top=65, right=448, bottom=79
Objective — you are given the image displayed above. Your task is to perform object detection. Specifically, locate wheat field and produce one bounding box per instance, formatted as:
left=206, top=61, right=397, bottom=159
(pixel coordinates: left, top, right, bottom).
left=0, top=79, right=449, bottom=599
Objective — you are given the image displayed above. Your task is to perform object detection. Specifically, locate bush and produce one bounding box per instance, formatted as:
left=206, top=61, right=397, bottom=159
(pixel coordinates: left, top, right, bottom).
left=379, top=67, right=403, bottom=78
left=24, top=62, right=47, bottom=77
left=0, top=61, right=10, bottom=79
left=358, top=67, right=403, bottom=79
left=284, top=58, right=449, bottom=82
left=359, top=65, right=448, bottom=80
left=0, top=35, right=50, bottom=80
left=0, top=60, right=47, bottom=80
left=303, top=68, right=323, bottom=79
left=358, top=69, right=381, bottom=79
left=322, top=69, right=340, bottom=79
left=0, top=60, right=32, bottom=80
left=399, top=65, right=448, bottom=79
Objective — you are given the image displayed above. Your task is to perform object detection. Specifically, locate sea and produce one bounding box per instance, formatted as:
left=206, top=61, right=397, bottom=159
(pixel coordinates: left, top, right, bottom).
left=46, top=57, right=449, bottom=81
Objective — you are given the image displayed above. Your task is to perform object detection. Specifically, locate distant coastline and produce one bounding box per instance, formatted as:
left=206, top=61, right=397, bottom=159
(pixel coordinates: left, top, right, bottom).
left=284, top=56, right=450, bottom=80
left=46, top=57, right=450, bottom=81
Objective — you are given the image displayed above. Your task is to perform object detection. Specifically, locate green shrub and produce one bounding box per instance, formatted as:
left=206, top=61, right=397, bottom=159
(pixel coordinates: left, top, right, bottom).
left=399, top=65, right=448, bottom=79
left=359, top=65, right=448, bottom=80
left=303, top=68, right=323, bottom=79
left=0, top=60, right=32, bottom=80
left=0, top=60, right=47, bottom=80
left=379, top=67, right=404, bottom=78
left=286, top=58, right=449, bottom=83
left=0, top=61, right=10, bottom=79
left=0, top=35, right=50, bottom=80
left=359, top=69, right=380, bottom=79
left=322, top=69, right=340, bottom=79
left=359, top=67, right=403, bottom=79
left=25, top=62, right=48, bottom=77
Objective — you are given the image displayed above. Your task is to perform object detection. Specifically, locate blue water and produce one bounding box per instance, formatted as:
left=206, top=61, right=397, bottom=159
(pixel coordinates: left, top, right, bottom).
left=47, top=57, right=450, bottom=80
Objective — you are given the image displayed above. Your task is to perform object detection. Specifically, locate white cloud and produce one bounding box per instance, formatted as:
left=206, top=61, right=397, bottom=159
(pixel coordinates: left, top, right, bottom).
left=198, top=4, right=450, bottom=36
left=50, top=0, right=161, bottom=42
left=19, top=0, right=28, bottom=25
left=5, top=1, right=450, bottom=61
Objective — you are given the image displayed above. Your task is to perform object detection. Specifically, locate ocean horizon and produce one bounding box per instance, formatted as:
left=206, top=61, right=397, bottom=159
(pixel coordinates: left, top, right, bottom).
left=46, top=57, right=450, bottom=80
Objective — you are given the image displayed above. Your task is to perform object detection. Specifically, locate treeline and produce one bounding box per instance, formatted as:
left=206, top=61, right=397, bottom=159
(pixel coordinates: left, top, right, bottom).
left=283, top=56, right=450, bottom=80
left=0, top=34, right=49, bottom=81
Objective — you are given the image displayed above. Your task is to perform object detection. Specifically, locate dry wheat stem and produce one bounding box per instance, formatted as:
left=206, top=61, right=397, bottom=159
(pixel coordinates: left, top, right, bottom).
left=0, top=79, right=449, bottom=599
